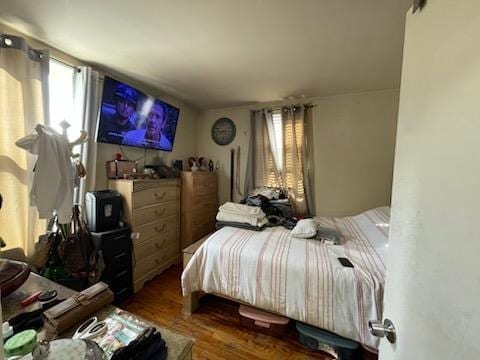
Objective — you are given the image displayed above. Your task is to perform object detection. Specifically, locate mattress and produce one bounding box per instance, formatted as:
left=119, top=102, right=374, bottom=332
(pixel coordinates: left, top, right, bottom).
left=181, top=206, right=390, bottom=349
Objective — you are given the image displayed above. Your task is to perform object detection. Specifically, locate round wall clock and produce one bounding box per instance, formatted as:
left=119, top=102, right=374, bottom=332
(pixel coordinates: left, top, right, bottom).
left=211, top=117, right=236, bottom=146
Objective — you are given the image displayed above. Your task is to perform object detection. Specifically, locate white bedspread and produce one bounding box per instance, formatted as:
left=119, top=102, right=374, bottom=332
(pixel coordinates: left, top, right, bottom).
left=182, top=207, right=390, bottom=349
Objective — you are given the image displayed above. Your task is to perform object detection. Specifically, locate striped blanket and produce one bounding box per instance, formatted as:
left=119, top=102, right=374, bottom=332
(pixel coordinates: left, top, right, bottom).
left=181, top=207, right=389, bottom=349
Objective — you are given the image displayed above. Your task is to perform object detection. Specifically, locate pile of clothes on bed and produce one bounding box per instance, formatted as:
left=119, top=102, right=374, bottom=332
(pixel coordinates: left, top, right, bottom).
left=216, top=187, right=297, bottom=231
left=215, top=187, right=342, bottom=244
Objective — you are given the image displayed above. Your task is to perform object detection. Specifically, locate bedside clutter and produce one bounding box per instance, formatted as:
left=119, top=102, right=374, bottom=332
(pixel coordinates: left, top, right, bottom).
left=2, top=274, right=194, bottom=359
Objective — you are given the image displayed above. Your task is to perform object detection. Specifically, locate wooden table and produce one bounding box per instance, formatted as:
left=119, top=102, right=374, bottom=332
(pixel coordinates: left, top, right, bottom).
left=1, top=273, right=194, bottom=359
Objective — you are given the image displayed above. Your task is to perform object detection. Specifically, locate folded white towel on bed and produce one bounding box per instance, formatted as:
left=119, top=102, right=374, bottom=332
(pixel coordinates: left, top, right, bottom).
left=216, top=210, right=268, bottom=227
left=219, top=202, right=264, bottom=217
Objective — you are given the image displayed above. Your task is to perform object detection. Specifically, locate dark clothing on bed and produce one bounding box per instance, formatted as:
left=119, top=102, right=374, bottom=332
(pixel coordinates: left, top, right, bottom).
left=215, top=221, right=266, bottom=232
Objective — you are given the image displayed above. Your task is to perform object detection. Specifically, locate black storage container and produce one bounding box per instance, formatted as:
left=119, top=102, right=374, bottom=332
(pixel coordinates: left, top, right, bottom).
left=91, top=226, right=133, bottom=305
left=86, top=190, right=122, bottom=232
left=296, top=322, right=360, bottom=360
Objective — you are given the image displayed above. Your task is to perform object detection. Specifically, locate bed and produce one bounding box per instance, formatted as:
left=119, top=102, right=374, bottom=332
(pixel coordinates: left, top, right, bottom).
left=181, top=206, right=390, bottom=349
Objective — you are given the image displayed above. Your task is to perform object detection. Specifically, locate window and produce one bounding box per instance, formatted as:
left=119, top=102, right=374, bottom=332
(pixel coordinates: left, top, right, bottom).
left=266, top=108, right=306, bottom=193
left=48, top=59, right=79, bottom=140
left=265, top=110, right=284, bottom=187
left=271, top=110, right=283, bottom=170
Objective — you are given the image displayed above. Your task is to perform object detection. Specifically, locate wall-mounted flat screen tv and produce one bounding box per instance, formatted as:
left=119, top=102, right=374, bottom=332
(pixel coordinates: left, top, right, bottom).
left=96, top=76, right=179, bottom=151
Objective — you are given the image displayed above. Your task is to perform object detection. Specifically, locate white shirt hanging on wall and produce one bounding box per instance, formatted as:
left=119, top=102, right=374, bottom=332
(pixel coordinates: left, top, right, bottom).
left=16, top=124, right=75, bottom=224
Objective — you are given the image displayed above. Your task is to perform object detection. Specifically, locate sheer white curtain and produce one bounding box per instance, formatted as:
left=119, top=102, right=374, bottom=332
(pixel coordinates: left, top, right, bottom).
left=73, top=66, right=101, bottom=206
left=0, top=34, right=49, bottom=255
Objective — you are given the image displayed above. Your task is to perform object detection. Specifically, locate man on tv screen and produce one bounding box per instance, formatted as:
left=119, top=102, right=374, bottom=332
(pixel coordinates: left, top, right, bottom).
left=122, top=100, right=172, bottom=150
left=97, top=83, right=138, bottom=143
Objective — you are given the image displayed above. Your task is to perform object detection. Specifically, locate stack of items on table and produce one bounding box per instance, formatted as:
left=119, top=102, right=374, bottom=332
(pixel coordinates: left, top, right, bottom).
left=216, top=202, right=268, bottom=231
left=110, top=327, right=167, bottom=360
left=2, top=282, right=168, bottom=359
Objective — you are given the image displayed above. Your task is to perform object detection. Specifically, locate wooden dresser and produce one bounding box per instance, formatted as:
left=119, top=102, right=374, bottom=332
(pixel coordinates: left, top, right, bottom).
left=109, top=178, right=180, bottom=292
left=180, top=171, right=218, bottom=250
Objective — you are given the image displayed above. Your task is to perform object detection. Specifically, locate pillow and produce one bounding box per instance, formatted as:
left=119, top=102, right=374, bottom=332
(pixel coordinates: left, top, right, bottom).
left=291, top=219, right=317, bottom=238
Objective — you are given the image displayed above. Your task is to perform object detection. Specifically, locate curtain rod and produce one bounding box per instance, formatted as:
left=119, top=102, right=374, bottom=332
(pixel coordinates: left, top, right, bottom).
left=251, top=104, right=316, bottom=113
left=50, top=56, right=106, bottom=79
left=50, top=56, right=78, bottom=69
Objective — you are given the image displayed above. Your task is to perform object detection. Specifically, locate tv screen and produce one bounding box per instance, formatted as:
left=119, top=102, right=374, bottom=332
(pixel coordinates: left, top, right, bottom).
left=96, top=76, right=180, bottom=151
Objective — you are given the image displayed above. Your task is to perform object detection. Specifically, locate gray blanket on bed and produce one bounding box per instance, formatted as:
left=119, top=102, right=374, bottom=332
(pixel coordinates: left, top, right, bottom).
left=215, top=221, right=266, bottom=232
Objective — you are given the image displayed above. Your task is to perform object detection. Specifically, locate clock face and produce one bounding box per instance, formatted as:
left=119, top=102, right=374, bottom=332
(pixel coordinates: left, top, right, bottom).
left=211, top=117, right=236, bottom=146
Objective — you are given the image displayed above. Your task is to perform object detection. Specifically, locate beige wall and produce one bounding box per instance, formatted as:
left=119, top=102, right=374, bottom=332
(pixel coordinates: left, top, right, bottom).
left=313, top=90, right=399, bottom=216
left=1, top=22, right=200, bottom=190
left=197, top=89, right=399, bottom=216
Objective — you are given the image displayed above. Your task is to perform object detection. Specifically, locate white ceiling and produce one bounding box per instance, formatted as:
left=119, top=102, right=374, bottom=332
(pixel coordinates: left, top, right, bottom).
left=0, top=0, right=411, bottom=109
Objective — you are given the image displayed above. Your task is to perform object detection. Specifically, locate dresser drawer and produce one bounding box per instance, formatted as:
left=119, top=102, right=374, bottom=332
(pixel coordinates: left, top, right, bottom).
left=193, top=175, right=217, bottom=196
left=133, top=244, right=178, bottom=280
left=104, top=264, right=133, bottom=305
left=193, top=221, right=215, bottom=241
left=102, top=260, right=132, bottom=285
left=104, top=265, right=132, bottom=292
left=192, top=193, right=218, bottom=209
left=133, top=187, right=179, bottom=209
left=134, top=216, right=177, bottom=243
left=193, top=206, right=217, bottom=227
left=132, top=178, right=179, bottom=192
left=133, top=201, right=177, bottom=226
left=134, top=231, right=178, bottom=260
left=98, top=236, right=131, bottom=266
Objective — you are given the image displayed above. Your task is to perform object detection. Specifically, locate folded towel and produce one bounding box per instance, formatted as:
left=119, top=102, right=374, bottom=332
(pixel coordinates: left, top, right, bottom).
left=219, top=202, right=264, bottom=217
left=216, top=210, right=267, bottom=227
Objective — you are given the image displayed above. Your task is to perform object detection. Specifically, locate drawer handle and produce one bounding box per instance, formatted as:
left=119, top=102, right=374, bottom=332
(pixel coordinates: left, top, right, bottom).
left=155, top=254, right=166, bottom=265
left=155, top=238, right=166, bottom=250
left=154, top=208, right=166, bottom=216
left=114, top=252, right=126, bottom=260
left=115, top=270, right=128, bottom=278
left=116, top=288, right=128, bottom=296
left=154, top=191, right=166, bottom=200
left=154, top=224, right=166, bottom=232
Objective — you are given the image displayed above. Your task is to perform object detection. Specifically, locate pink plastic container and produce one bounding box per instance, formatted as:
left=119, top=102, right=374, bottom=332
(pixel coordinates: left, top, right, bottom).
left=238, top=305, right=290, bottom=337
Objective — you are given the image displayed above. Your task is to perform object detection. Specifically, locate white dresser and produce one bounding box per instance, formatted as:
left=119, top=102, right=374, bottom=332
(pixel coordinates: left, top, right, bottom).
left=109, top=178, right=180, bottom=292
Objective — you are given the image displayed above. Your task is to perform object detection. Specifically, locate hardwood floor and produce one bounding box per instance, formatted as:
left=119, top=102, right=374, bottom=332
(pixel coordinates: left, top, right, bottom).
left=124, top=265, right=376, bottom=360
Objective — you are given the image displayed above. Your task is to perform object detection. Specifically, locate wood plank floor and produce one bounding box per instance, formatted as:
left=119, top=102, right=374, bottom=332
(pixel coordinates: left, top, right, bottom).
left=124, top=265, right=378, bottom=360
